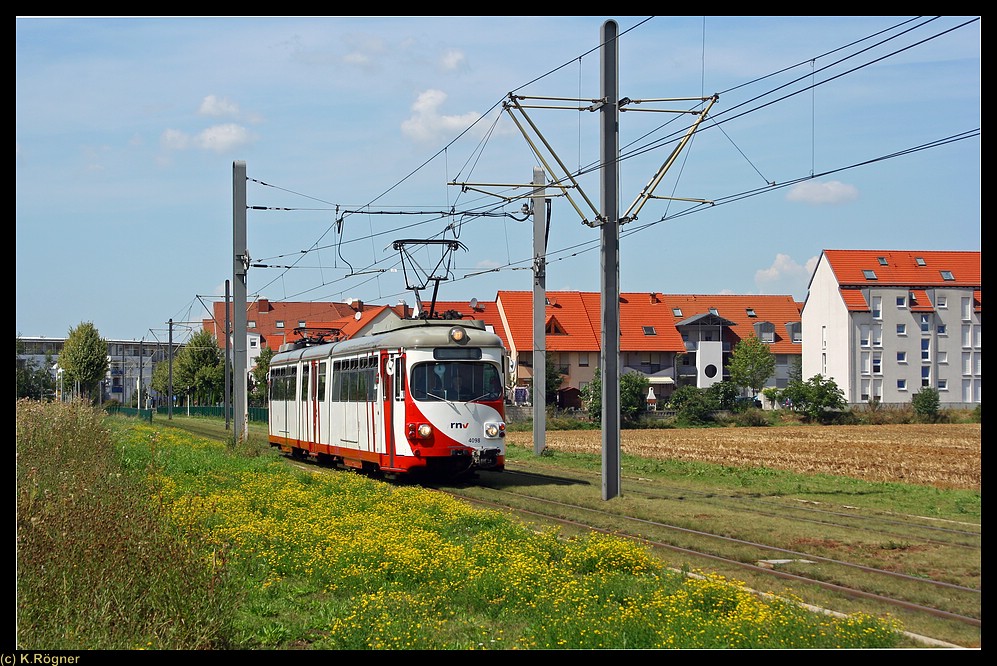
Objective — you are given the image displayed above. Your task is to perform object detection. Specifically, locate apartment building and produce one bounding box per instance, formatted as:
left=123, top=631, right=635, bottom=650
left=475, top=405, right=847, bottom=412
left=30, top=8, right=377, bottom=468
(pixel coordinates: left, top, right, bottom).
left=801, top=249, right=981, bottom=406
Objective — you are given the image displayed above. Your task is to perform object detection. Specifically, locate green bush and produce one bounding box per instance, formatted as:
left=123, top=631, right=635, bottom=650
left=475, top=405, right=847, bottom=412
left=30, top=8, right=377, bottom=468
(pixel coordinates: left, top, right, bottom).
left=911, top=387, right=941, bottom=423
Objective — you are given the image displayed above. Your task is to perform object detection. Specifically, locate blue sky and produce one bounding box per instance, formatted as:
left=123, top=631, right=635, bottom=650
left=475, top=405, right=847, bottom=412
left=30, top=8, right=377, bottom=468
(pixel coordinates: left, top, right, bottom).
left=16, top=16, right=980, bottom=344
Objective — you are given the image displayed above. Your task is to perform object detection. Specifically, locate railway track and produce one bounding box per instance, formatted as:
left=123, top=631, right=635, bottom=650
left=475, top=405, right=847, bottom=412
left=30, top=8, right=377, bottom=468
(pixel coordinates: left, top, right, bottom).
left=282, top=455, right=981, bottom=648
left=432, top=464, right=981, bottom=648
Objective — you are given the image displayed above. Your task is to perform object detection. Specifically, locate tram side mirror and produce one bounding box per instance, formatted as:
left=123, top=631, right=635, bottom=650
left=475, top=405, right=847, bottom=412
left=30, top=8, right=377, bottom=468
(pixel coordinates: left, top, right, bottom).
left=385, top=358, right=395, bottom=376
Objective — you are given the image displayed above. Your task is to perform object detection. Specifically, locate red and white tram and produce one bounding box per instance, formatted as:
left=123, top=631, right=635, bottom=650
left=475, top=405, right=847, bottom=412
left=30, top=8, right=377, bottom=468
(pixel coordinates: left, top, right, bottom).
left=268, top=317, right=508, bottom=478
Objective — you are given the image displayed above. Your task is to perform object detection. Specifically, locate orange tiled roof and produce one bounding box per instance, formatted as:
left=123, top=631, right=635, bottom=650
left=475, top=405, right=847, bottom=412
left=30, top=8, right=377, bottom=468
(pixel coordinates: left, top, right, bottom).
left=659, top=294, right=803, bottom=354
left=427, top=299, right=512, bottom=351
left=822, top=250, right=981, bottom=287
left=204, top=298, right=378, bottom=350
left=496, top=291, right=600, bottom=352
left=908, top=289, right=934, bottom=313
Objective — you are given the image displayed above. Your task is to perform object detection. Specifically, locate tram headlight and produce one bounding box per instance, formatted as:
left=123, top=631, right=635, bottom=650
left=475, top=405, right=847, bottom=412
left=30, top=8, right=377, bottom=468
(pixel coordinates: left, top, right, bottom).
left=449, top=326, right=467, bottom=344
left=407, top=423, right=434, bottom=440
left=484, top=422, right=506, bottom=439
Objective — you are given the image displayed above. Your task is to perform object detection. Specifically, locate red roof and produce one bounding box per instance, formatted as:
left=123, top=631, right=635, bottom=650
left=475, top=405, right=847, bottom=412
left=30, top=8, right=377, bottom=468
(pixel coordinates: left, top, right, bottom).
left=203, top=298, right=379, bottom=350
left=659, top=294, right=803, bottom=354
left=427, top=299, right=511, bottom=351
left=822, top=250, right=981, bottom=287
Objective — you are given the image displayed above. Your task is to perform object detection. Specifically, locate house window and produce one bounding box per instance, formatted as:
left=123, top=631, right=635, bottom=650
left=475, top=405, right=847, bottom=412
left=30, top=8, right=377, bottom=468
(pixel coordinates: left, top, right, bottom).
left=896, top=295, right=907, bottom=308
left=937, top=295, right=947, bottom=308
left=250, top=339, right=258, bottom=348
left=897, top=351, right=907, bottom=363
left=961, top=297, right=972, bottom=321
left=937, top=351, right=947, bottom=364
left=872, top=325, right=882, bottom=347
left=937, top=324, right=947, bottom=336
left=248, top=320, right=257, bottom=329
left=642, top=326, right=656, bottom=336
left=861, top=352, right=870, bottom=375
left=708, top=307, right=719, bottom=316
left=921, top=365, right=931, bottom=387
left=860, top=380, right=870, bottom=402
left=897, top=379, right=907, bottom=391
left=298, top=320, right=306, bottom=328
left=921, top=338, right=931, bottom=361
left=940, top=270, right=954, bottom=281
left=578, top=353, right=589, bottom=367
left=746, top=308, right=756, bottom=317
left=877, top=256, right=888, bottom=266
left=863, top=269, right=878, bottom=280
left=872, top=353, right=882, bottom=375
left=860, top=325, right=870, bottom=348
left=672, top=308, right=682, bottom=317
left=920, top=314, right=930, bottom=333
left=938, top=378, right=948, bottom=391
left=872, top=297, right=882, bottom=319
left=915, top=256, right=926, bottom=266
left=276, top=321, right=285, bottom=329
left=897, top=323, right=907, bottom=336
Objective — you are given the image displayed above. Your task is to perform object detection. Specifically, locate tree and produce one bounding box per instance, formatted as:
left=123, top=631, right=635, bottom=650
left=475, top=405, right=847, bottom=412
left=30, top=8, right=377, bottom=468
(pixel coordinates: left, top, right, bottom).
left=544, top=354, right=565, bottom=406
left=250, top=346, right=275, bottom=407
left=580, top=367, right=601, bottom=421
left=911, top=387, right=940, bottom=423
left=620, top=372, right=650, bottom=426
left=784, top=374, right=846, bottom=423
left=668, top=385, right=716, bottom=425
left=58, top=322, right=108, bottom=402
left=16, top=335, right=56, bottom=400
left=174, top=330, right=224, bottom=405
left=727, top=335, right=776, bottom=399
left=707, top=380, right=739, bottom=411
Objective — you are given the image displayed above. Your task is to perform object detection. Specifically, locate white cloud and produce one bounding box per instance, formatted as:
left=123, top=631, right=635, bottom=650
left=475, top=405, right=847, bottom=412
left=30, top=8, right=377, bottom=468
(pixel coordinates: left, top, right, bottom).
left=401, top=89, right=482, bottom=144
left=160, top=124, right=254, bottom=154
left=198, top=95, right=240, bottom=118
left=195, top=124, right=254, bottom=153
left=440, top=48, right=465, bottom=71
left=785, top=180, right=859, bottom=205
left=160, top=128, right=191, bottom=151
left=754, top=253, right=819, bottom=299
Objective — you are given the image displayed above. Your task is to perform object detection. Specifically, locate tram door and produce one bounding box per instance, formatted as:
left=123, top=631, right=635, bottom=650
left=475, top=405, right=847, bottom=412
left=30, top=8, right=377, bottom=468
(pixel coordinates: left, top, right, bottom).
left=384, top=352, right=406, bottom=467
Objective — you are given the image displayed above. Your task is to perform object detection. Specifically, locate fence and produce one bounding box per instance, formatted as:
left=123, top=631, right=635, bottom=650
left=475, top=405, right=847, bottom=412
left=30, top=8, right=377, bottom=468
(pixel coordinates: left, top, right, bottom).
left=106, top=405, right=269, bottom=423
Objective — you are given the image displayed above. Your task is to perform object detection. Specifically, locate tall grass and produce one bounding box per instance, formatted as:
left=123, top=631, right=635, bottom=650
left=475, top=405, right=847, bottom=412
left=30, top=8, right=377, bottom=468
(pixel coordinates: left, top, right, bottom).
left=15, top=399, right=241, bottom=650
left=16, top=401, right=905, bottom=650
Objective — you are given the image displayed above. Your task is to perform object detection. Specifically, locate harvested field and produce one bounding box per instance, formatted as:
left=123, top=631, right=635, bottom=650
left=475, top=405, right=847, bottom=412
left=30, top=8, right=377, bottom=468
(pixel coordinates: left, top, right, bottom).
left=506, top=423, right=981, bottom=491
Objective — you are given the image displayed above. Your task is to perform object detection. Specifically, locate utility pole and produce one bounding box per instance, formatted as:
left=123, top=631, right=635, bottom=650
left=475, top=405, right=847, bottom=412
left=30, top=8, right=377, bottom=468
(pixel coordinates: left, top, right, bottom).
left=168, top=319, right=174, bottom=419
left=531, top=167, right=547, bottom=455
left=600, top=19, right=621, bottom=500
left=225, top=279, right=231, bottom=431
left=233, top=160, right=249, bottom=442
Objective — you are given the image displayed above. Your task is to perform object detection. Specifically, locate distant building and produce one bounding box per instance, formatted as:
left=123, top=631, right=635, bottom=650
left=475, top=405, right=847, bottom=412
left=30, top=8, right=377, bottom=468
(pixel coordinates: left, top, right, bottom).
left=801, top=249, right=981, bottom=406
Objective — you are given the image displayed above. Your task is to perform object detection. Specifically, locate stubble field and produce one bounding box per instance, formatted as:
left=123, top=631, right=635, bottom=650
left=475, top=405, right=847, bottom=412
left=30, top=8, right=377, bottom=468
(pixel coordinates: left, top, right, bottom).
left=505, top=423, right=981, bottom=491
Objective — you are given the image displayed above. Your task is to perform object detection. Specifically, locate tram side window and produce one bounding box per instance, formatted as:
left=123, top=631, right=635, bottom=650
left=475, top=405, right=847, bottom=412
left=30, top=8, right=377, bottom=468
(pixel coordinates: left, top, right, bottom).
left=331, top=357, right=377, bottom=402
left=317, top=361, right=327, bottom=401
left=394, top=358, right=406, bottom=401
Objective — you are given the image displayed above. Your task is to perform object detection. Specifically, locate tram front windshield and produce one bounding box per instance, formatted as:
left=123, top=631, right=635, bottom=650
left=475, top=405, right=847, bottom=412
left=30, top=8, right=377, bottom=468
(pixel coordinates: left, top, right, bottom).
left=410, top=361, right=503, bottom=402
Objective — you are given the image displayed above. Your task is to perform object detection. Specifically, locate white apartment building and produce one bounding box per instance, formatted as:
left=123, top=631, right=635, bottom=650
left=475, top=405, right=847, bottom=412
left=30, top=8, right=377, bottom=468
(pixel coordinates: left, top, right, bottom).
left=802, top=249, right=981, bottom=407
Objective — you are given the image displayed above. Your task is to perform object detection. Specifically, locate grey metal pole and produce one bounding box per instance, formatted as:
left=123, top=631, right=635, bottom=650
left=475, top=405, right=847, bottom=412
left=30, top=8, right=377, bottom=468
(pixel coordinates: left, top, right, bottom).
left=600, top=19, right=621, bottom=500
left=532, top=167, right=547, bottom=455
left=225, top=279, right=231, bottom=431
left=168, top=319, right=173, bottom=420
left=233, top=161, right=248, bottom=442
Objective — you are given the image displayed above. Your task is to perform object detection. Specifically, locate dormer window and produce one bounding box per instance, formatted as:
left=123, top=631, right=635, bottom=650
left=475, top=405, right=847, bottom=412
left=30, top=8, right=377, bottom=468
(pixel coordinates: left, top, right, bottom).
left=863, top=269, right=878, bottom=280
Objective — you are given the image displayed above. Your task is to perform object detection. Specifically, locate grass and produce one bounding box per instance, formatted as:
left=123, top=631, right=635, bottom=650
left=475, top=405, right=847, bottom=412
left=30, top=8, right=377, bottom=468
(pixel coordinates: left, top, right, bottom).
left=16, top=400, right=911, bottom=650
